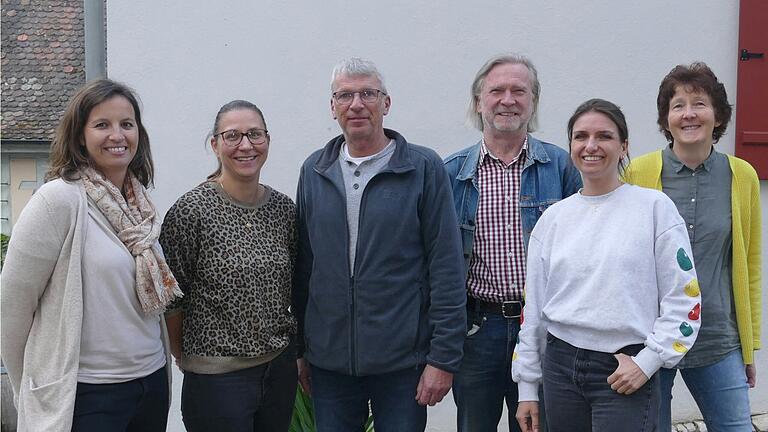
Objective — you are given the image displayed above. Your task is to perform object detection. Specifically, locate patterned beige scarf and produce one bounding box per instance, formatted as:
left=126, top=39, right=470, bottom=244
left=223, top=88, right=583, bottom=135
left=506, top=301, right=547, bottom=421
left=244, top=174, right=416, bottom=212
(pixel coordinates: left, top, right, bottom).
left=80, top=167, right=182, bottom=314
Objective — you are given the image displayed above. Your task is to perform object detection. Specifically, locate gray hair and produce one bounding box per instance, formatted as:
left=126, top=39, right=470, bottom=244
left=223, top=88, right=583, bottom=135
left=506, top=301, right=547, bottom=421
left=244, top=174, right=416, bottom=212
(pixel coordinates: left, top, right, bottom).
left=467, top=53, right=540, bottom=132
left=330, top=57, right=387, bottom=93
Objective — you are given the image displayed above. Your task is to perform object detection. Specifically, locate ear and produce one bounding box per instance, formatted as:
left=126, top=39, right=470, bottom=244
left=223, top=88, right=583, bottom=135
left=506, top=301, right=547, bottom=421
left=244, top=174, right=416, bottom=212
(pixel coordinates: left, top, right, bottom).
left=621, top=140, right=629, bottom=158
left=210, top=136, right=220, bottom=156
left=330, top=98, right=338, bottom=120
left=383, top=94, right=391, bottom=116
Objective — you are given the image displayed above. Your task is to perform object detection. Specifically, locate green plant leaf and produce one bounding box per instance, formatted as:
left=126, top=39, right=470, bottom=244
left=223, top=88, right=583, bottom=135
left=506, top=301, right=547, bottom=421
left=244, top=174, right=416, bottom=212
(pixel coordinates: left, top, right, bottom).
left=289, top=384, right=375, bottom=431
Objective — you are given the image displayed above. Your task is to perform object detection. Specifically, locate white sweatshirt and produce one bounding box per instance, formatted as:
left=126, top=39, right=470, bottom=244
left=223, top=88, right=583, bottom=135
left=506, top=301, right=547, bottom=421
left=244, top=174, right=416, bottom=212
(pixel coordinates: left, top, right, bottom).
left=511, top=184, right=700, bottom=401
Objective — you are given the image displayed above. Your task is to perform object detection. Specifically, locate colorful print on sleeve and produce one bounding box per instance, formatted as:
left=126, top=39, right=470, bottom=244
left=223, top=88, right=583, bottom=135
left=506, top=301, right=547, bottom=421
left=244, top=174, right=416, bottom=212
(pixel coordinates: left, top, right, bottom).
left=676, top=248, right=693, bottom=271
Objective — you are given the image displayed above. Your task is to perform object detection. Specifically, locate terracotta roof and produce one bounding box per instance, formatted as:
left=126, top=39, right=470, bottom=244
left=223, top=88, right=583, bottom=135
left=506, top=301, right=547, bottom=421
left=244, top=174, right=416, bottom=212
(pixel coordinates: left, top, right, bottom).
left=1, top=0, right=86, bottom=141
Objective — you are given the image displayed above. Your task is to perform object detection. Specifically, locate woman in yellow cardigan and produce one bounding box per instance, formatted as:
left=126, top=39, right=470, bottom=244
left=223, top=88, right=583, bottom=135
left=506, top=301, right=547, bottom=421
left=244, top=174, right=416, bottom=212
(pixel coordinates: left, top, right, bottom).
left=625, top=62, right=761, bottom=432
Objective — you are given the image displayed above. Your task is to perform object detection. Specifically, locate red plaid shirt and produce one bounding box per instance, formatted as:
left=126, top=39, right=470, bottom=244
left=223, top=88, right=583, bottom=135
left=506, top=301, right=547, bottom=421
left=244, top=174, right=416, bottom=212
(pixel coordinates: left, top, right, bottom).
left=466, top=139, right=527, bottom=302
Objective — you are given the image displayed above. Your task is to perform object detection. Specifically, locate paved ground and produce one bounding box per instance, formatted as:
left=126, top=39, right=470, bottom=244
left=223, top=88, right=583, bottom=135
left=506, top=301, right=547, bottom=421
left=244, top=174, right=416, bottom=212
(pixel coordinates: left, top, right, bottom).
left=671, top=413, right=768, bottom=432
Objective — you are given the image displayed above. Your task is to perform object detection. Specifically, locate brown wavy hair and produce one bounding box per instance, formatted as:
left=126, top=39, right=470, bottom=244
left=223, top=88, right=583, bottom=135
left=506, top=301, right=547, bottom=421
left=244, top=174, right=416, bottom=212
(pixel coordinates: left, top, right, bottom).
left=45, top=79, right=154, bottom=187
left=656, top=62, right=732, bottom=145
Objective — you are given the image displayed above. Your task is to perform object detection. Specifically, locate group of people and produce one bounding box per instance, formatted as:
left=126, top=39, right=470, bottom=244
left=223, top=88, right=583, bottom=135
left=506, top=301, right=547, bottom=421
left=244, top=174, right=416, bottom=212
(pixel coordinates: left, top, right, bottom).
left=0, top=53, right=761, bottom=432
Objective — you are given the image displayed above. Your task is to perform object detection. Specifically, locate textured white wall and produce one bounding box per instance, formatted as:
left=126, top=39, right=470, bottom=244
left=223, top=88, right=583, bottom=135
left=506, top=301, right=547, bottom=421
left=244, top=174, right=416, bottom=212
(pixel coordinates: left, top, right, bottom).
left=107, top=1, right=764, bottom=424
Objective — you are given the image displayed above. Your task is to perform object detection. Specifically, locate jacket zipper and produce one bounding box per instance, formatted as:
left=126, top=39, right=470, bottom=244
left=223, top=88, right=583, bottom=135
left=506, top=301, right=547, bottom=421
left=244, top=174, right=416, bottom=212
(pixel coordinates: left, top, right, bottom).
left=348, top=169, right=391, bottom=376
left=349, top=274, right=356, bottom=376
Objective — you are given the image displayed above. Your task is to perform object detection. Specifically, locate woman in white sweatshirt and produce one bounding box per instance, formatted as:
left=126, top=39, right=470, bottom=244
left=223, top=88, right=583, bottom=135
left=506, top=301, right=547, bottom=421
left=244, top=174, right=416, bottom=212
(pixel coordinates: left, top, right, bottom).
left=512, top=98, right=701, bottom=432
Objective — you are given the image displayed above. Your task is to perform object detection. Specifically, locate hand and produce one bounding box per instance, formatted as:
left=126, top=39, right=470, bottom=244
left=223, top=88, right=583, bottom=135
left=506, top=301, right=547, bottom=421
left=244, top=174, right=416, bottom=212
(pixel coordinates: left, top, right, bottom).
left=746, top=364, right=757, bottom=388
left=516, top=401, right=540, bottom=432
left=415, top=364, right=453, bottom=406
left=297, top=357, right=312, bottom=395
left=607, top=353, right=649, bottom=395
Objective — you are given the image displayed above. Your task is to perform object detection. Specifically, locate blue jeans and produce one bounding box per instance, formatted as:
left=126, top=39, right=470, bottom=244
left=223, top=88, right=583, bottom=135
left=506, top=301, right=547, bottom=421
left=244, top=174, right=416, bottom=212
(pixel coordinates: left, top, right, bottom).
left=72, top=366, right=168, bottom=432
left=453, top=311, right=545, bottom=432
left=659, top=349, right=751, bottom=431
left=310, top=364, right=426, bottom=432
left=181, top=347, right=297, bottom=432
left=543, top=334, right=658, bottom=432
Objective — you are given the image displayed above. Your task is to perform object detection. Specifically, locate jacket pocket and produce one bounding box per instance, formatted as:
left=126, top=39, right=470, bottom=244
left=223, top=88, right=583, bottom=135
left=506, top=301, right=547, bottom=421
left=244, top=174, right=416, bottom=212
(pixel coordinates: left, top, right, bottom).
left=459, top=224, right=475, bottom=259
left=355, top=280, right=422, bottom=373
left=21, top=374, right=72, bottom=430
left=304, top=276, right=349, bottom=368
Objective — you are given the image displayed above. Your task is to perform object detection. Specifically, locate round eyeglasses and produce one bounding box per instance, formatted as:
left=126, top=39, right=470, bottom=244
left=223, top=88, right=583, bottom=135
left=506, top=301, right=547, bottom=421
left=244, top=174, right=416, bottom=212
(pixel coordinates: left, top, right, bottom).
left=332, top=89, right=386, bottom=105
left=214, top=128, right=268, bottom=147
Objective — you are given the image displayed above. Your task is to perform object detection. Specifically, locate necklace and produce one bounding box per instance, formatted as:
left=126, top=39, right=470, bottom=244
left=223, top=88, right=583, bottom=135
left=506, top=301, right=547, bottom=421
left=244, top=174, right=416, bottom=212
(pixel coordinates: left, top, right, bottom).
left=216, top=180, right=266, bottom=229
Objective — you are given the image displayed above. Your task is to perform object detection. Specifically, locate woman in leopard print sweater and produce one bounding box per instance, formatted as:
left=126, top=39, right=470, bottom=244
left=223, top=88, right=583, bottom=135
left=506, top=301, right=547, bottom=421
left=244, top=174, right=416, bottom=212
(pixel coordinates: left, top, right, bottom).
left=160, top=100, right=298, bottom=431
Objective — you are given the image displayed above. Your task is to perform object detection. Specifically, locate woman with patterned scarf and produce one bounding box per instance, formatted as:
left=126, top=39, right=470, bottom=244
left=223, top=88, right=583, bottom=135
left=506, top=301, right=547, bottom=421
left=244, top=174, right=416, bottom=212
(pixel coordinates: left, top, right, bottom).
left=1, top=79, right=182, bottom=432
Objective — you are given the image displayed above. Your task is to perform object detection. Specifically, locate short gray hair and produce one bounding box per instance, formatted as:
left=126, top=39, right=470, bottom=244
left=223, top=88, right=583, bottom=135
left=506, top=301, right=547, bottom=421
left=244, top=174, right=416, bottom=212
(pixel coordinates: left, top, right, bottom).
left=330, top=57, right=387, bottom=93
left=467, top=53, right=540, bottom=132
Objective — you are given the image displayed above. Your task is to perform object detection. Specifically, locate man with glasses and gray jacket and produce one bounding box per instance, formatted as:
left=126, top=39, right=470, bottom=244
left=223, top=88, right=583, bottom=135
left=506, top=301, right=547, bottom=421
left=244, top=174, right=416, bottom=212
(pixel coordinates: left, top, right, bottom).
left=294, top=57, right=466, bottom=432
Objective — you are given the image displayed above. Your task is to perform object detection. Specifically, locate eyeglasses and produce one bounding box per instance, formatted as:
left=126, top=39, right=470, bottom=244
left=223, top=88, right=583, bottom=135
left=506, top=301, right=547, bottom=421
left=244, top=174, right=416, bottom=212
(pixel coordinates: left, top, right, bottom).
left=214, top=128, right=269, bottom=147
left=332, top=89, right=386, bottom=105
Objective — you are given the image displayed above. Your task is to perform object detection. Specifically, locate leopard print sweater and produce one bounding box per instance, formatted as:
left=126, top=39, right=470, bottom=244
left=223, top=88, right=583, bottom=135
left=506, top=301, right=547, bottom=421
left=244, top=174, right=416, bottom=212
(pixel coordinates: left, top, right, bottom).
left=160, top=182, right=297, bottom=374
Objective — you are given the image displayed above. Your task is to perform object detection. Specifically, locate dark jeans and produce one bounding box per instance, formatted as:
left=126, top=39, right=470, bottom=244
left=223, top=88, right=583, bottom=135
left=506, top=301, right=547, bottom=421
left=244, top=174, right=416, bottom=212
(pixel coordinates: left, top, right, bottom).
left=543, top=334, right=658, bottom=432
left=453, top=311, right=546, bottom=432
left=310, top=364, right=426, bottom=432
left=71, top=366, right=169, bottom=432
left=181, top=347, right=297, bottom=432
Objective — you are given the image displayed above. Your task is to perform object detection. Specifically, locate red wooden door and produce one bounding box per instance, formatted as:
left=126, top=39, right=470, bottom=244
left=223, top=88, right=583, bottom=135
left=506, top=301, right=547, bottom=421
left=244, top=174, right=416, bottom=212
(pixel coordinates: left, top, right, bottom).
left=735, top=0, right=768, bottom=179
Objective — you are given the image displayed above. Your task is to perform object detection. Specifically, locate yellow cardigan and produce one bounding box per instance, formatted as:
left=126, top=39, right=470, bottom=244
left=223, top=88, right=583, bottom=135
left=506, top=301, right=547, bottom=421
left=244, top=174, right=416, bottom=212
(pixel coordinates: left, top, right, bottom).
left=624, top=150, right=762, bottom=364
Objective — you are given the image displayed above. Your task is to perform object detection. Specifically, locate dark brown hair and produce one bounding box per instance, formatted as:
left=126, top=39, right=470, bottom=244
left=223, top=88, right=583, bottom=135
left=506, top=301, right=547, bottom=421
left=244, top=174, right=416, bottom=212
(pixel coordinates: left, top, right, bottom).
left=45, top=79, right=154, bottom=187
left=656, top=62, right=732, bottom=144
left=567, top=98, right=630, bottom=175
left=206, top=100, right=268, bottom=182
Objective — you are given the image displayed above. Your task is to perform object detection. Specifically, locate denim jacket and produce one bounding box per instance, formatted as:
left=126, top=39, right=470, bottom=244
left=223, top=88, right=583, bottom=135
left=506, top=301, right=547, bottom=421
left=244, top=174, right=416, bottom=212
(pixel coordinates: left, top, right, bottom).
left=443, top=135, right=582, bottom=270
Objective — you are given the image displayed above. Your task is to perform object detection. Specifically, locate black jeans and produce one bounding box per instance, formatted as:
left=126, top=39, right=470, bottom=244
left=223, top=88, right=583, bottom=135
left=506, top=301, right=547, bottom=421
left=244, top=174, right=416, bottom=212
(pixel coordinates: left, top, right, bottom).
left=181, top=347, right=298, bottom=432
left=71, top=366, right=169, bottom=432
left=542, top=334, right=658, bottom=432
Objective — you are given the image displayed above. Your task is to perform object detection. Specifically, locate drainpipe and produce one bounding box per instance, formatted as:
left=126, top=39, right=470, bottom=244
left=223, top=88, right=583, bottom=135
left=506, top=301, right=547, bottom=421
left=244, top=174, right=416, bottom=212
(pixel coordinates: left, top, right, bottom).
left=84, top=0, right=106, bottom=79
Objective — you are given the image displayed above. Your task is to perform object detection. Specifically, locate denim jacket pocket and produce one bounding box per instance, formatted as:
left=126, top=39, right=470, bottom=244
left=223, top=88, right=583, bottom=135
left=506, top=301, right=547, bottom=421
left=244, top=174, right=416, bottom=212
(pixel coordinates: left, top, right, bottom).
left=459, top=223, right=475, bottom=258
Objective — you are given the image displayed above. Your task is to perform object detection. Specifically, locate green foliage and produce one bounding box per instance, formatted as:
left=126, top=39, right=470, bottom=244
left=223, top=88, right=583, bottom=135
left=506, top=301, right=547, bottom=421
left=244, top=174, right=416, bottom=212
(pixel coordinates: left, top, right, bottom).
left=289, top=385, right=315, bottom=432
left=0, top=233, right=9, bottom=269
left=289, top=385, right=374, bottom=432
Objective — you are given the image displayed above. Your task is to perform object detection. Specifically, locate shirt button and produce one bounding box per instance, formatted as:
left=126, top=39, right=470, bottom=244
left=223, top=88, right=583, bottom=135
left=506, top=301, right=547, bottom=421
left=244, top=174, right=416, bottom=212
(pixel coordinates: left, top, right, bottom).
left=507, top=224, right=513, bottom=230
left=691, top=198, right=696, bottom=202
left=354, top=171, right=361, bottom=177
left=353, top=183, right=359, bottom=190
left=507, top=252, right=513, bottom=258
left=689, top=224, right=694, bottom=229
left=692, top=172, right=696, bottom=176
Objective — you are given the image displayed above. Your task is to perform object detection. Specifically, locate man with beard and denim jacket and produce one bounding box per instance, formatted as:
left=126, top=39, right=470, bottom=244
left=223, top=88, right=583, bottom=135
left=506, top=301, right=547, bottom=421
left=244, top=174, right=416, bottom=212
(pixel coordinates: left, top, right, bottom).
left=444, top=54, right=581, bottom=432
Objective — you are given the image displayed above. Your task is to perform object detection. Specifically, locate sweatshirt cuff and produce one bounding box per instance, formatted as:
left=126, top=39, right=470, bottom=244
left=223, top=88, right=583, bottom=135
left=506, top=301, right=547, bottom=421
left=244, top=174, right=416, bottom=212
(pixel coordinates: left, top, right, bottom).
left=632, top=348, right=663, bottom=379
left=518, top=381, right=539, bottom=402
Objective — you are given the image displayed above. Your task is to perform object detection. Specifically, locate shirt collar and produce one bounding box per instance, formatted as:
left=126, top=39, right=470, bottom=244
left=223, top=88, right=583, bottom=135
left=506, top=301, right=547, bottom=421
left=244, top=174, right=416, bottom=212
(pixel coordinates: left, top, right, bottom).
left=663, top=145, right=716, bottom=173
left=340, top=139, right=395, bottom=165
left=479, top=136, right=528, bottom=168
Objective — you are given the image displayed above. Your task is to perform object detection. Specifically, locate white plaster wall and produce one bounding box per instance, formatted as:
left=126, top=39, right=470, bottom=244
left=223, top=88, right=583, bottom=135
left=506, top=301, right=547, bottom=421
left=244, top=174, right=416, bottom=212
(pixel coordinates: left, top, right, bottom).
left=107, top=0, right=764, bottom=425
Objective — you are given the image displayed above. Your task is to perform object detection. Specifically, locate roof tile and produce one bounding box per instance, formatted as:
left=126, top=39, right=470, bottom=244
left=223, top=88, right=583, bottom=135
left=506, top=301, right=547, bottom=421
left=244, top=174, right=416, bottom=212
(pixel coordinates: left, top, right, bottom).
left=1, top=0, right=86, bottom=140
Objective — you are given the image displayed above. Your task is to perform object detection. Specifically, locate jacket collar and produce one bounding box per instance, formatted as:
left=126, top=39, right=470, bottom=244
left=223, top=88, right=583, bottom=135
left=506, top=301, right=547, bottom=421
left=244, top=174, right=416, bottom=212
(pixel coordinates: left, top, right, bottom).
left=314, top=128, right=414, bottom=175
left=456, top=134, right=551, bottom=181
